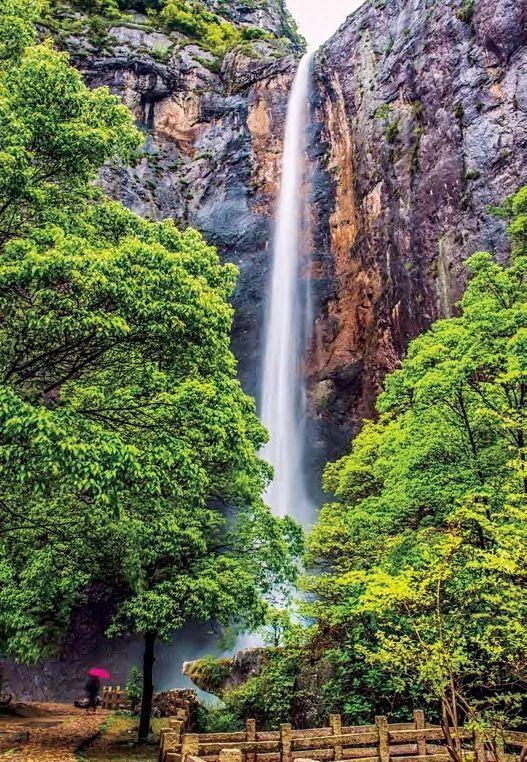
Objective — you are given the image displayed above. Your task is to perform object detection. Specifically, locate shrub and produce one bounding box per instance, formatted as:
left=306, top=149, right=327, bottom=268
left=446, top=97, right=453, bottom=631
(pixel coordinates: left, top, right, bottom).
left=126, top=667, right=143, bottom=713
left=223, top=649, right=302, bottom=730
left=242, top=26, right=271, bottom=41
left=156, top=0, right=242, bottom=56
left=456, top=0, right=475, bottom=23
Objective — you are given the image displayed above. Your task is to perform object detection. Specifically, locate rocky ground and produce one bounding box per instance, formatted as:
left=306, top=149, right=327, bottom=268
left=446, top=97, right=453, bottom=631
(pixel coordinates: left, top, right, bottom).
left=0, top=705, right=159, bottom=762
left=0, top=703, right=107, bottom=760
left=77, top=715, right=158, bottom=762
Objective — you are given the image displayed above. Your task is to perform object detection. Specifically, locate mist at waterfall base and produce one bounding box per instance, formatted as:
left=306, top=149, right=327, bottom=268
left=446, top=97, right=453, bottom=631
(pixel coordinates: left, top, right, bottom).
left=160, top=55, right=316, bottom=693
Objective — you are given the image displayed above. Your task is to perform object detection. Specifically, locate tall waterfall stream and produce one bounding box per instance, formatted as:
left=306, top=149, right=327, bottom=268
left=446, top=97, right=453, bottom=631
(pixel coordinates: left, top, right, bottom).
left=260, top=53, right=314, bottom=525
left=161, top=54, right=315, bottom=690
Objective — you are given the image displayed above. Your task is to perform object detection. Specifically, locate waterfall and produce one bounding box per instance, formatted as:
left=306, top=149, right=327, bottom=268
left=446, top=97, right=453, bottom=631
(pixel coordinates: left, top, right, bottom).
left=261, top=53, right=313, bottom=524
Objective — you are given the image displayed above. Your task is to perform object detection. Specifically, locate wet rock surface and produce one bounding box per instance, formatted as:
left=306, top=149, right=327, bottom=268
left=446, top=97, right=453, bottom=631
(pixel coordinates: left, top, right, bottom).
left=307, top=0, right=527, bottom=456
left=183, top=647, right=270, bottom=696
left=58, top=10, right=297, bottom=403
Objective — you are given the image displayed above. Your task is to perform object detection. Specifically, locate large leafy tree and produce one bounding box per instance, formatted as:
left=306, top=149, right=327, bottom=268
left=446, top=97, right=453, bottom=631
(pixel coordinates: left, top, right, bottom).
left=0, top=3, right=138, bottom=245
left=0, top=1, right=301, bottom=741
left=304, top=188, right=527, bottom=733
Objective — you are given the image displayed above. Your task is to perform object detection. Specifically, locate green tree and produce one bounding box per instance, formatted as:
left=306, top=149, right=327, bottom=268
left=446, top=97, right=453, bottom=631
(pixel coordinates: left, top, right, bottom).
left=126, top=666, right=143, bottom=713
left=0, top=2, right=139, bottom=245
left=304, top=187, right=527, bottom=733
left=0, top=203, right=301, bottom=738
left=0, top=2, right=301, bottom=742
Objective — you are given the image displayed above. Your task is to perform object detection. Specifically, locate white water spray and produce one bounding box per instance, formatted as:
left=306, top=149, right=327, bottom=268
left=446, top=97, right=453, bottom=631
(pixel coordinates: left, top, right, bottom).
left=261, top=53, right=313, bottom=524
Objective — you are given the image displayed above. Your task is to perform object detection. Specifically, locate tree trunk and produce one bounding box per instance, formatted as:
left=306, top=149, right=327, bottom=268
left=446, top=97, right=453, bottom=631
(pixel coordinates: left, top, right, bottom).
left=138, top=632, right=156, bottom=743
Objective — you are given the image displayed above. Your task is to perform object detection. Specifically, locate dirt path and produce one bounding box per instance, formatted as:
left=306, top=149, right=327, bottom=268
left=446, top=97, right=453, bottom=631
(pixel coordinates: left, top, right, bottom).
left=0, top=704, right=108, bottom=761
left=79, top=715, right=157, bottom=761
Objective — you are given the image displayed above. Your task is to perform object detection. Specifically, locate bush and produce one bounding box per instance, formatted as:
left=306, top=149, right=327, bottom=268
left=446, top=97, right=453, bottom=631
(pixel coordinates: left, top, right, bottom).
left=197, top=705, right=244, bottom=733
left=223, top=649, right=301, bottom=730
left=242, top=26, right=270, bottom=42
left=126, top=667, right=143, bottom=713
left=74, top=0, right=122, bottom=18
left=156, top=0, right=242, bottom=56
left=456, top=0, right=475, bottom=23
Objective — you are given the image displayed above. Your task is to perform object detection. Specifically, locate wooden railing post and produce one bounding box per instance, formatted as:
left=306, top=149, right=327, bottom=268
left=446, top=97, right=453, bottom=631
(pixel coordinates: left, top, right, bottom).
left=376, top=716, right=389, bottom=762
left=161, top=731, right=179, bottom=762
left=281, top=723, right=292, bottom=762
left=330, top=714, right=343, bottom=761
left=168, top=718, right=183, bottom=739
left=414, top=709, right=426, bottom=757
left=473, top=729, right=485, bottom=762
left=247, top=719, right=256, bottom=762
left=494, top=731, right=505, bottom=762
left=182, top=733, right=199, bottom=760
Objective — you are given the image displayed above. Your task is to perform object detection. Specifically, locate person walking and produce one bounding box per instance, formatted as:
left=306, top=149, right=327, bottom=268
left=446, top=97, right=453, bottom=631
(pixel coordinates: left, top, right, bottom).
left=84, top=673, right=100, bottom=713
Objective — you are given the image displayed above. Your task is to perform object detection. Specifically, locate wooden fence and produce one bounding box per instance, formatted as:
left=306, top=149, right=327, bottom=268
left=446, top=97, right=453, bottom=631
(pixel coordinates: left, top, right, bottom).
left=158, top=711, right=527, bottom=762
left=102, top=685, right=192, bottom=720
left=101, top=684, right=130, bottom=710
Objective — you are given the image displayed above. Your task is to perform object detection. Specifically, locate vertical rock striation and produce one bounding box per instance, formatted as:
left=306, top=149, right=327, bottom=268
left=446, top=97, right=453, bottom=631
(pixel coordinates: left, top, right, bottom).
left=307, top=0, right=527, bottom=459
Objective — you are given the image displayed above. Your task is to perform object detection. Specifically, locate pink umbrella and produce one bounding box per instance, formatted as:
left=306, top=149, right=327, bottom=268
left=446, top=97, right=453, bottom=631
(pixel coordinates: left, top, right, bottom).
left=88, top=668, right=111, bottom=679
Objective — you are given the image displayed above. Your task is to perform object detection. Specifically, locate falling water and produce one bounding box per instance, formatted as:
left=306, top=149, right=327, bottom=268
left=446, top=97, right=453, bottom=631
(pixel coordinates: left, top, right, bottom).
left=261, top=53, right=313, bottom=524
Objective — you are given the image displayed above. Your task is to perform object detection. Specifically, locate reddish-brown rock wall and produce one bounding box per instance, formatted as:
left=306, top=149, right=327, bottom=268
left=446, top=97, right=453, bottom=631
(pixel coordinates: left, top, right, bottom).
left=307, top=0, right=527, bottom=454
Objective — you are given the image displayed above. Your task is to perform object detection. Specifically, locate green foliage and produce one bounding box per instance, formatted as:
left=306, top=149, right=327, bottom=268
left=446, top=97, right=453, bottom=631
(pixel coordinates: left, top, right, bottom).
left=385, top=117, right=400, bottom=143
left=73, top=0, right=122, bottom=18
left=126, top=667, right=143, bottom=712
left=186, top=656, right=233, bottom=696
left=197, top=705, right=244, bottom=733
left=222, top=648, right=302, bottom=729
left=275, top=0, right=305, bottom=50
left=259, top=607, right=299, bottom=648
left=191, top=646, right=302, bottom=730
left=375, top=103, right=400, bottom=144
left=456, top=0, right=475, bottom=23
left=151, top=1, right=283, bottom=57
left=304, top=187, right=527, bottom=729
left=0, top=0, right=41, bottom=62
left=0, top=36, right=140, bottom=244
left=375, top=103, right=393, bottom=121
left=242, top=26, right=271, bottom=42
left=155, top=0, right=242, bottom=56
left=0, top=0, right=302, bottom=714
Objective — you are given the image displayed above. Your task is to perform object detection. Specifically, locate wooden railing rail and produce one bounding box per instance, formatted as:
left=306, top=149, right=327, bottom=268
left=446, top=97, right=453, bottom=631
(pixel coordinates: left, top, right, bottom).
left=158, top=711, right=527, bottom=762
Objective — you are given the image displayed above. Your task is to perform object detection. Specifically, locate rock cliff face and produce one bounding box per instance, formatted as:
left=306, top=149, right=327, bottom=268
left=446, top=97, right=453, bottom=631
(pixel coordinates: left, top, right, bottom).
left=45, top=0, right=300, bottom=402
left=46, top=0, right=527, bottom=474
left=307, top=0, right=527, bottom=457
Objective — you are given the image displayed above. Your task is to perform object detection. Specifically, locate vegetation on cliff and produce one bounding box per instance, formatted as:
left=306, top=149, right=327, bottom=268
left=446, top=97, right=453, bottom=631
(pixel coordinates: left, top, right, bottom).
left=0, top=0, right=301, bottom=741
left=42, top=0, right=304, bottom=57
